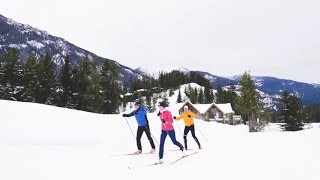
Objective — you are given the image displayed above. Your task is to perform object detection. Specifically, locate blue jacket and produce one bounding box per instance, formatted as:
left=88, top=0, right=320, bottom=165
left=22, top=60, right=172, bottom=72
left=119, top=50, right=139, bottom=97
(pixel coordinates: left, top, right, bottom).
left=127, top=107, right=148, bottom=127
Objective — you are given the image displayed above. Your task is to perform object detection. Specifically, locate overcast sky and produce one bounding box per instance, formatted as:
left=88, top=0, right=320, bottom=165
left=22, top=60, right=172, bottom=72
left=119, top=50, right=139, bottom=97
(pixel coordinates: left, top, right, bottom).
left=2, top=0, right=320, bottom=84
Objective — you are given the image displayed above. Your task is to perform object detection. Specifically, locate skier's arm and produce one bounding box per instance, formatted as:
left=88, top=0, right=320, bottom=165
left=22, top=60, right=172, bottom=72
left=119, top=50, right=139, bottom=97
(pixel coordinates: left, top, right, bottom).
left=175, top=114, right=183, bottom=120
left=127, top=111, right=135, bottom=117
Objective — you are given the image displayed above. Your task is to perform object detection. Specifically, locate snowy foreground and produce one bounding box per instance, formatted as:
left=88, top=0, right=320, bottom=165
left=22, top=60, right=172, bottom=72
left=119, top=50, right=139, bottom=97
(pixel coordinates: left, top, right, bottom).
left=0, top=100, right=319, bottom=180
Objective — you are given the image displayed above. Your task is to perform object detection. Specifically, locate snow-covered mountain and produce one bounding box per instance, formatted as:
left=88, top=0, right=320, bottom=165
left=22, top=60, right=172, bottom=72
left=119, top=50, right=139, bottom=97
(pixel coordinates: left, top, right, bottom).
left=136, top=65, right=237, bottom=88
left=230, top=76, right=320, bottom=106
left=220, top=84, right=279, bottom=110
left=0, top=14, right=144, bottom=85
left=136, top=65, right=320, bottom=106
left=313, top=84, right=320, bottom=88
left=1, top=14, right=320, bottom=106
left=194, top=71, right=237, bottom=88
left=135, top=65, right=189, bottom=78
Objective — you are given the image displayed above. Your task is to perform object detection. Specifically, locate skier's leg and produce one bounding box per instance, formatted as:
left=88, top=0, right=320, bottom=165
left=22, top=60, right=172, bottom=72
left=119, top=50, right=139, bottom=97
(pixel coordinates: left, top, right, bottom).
left=183, top=126, right=190, bottom=150
left=136, top=127, right=143, bottom=151
left=159, top=131, right=167, bottom=159
left=190, top=125, right=201, bottom=148
left=168, top=130, right=184, bottom=150
left=144, top=126, right=156, bottom=149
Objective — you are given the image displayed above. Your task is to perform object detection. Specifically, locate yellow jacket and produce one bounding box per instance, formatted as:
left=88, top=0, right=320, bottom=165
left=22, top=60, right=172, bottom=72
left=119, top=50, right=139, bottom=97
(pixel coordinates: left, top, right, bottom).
left=175, top=110, right=196, bottom=127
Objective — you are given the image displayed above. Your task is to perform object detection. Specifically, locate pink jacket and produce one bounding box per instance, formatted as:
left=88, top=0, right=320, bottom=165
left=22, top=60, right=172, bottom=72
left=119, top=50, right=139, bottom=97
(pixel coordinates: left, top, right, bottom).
left=160, top=109, right=174, bottom=131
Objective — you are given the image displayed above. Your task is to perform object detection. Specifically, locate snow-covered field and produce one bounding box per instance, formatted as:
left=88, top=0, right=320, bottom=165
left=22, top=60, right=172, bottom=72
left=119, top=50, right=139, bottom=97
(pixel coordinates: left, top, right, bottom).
left=0, top=100, right=319, bottom=180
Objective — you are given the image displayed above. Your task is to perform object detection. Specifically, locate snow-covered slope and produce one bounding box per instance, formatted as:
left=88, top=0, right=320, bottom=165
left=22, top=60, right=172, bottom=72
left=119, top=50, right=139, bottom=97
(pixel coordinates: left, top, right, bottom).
left=125, top=82, right=279, bottom=110
left=0, top=100, right=319, bottom=180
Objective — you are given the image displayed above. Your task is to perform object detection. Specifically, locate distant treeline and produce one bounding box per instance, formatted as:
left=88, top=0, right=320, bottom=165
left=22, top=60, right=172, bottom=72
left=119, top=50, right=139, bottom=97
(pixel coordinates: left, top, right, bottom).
left=1, top=48, right=319, bottom=125
left=130, top=70, right=211, bottom=91
left=0, top=48, right=121, bottom=114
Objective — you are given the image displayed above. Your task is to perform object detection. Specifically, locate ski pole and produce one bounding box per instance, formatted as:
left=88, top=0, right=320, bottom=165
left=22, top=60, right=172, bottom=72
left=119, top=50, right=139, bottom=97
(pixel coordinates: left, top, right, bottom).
left=174, top=118, right=184, bottom=137
left=194, top=123, right=208, bottom=142
left=145, top=126, right=160, bottom=146
left=124, top=117, right=136, bottom=140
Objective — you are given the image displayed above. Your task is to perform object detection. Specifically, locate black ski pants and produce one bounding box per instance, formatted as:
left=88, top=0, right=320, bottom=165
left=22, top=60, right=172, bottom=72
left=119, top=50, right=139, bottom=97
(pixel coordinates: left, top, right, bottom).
left=183, top=124, right=201, bottom=149
left=136, top=125, right=156, bottom=151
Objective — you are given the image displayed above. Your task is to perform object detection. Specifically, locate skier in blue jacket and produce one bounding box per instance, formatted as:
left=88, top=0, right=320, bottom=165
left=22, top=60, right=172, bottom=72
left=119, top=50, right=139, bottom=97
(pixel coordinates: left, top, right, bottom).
left=122, top=101, right=156, bottom=154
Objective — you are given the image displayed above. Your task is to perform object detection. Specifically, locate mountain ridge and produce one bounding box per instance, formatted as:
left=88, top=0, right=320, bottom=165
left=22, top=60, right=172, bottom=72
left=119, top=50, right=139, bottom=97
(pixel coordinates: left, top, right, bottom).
left=135, top=66, right=320, bottom=106
left=0, top=14, right=145, bottom=85
left=1, top=14, right=320, bottom=106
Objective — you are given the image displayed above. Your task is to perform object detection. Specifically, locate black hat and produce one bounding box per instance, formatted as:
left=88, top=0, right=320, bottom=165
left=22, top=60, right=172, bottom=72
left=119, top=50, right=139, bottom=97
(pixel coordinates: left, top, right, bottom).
left=159, top=101, right=167, bottom=108
left=134, top=101, right=141, bottom=106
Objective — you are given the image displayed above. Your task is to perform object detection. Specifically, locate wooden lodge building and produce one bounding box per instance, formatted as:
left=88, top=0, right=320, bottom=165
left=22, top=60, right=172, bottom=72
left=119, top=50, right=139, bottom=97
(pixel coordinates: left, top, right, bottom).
left=176, top=101, right=242, bottom=124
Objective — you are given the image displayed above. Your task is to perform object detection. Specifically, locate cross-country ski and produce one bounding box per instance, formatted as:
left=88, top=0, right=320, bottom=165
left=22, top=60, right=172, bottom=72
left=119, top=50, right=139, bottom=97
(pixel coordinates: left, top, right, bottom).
left=170, top=151, right=199, bottom=164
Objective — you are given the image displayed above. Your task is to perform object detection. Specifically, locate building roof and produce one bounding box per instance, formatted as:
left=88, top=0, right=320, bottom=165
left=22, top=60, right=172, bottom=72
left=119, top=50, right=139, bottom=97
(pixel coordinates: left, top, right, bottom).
left=193, top=104, right=212, bottom=114
left=214, top=103, right=234, bottom=114
left=176, top=101, right=200, bottom=113
left=177, top=102, right=234, bottom=114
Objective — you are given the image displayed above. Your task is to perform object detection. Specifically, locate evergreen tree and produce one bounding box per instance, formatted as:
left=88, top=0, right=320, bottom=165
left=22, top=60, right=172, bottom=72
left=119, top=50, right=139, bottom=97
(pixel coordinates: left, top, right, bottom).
left=35, top=53, right=56, bottom=104
left=279, top=91, right=290, bottom=124
left=236, top=71, right=263, bottom=132
left=57, top=56, right=73, bottom=107
left=145, top=89, right=152, bottom=111
left=120, top=87, right=129, bottom=108
left=184, top=85, right=189, bottom=97
left=189, top=87, right=198, bottom=104
left=204, top=86, right=213, bottom=103
left=198, top=87, right=204, bottom=104
left=22, top=53, right=38, bottom=102
left=2, top=48, right=24, bottom=101
left=72, top=55, right=103, bottom=112
left=144, top=80, right=154, bottom=112
left=169, top=88, right=174, bottom=96
left=229, top=84, right=240, bottom=114
left=188, top=71, right=211, bottom=87
left=156, top=70, right=211, bottom=90
left=100, top=59, right=121, bottom=114
left=84, top=61, right=103, bottom=112
left=279, top=91, right=304, bottom=131
left=306, top=104, right=320, bottom=123
left=177, top=90, right=182, bottom=103
left=211, top=91, right=215, bottom=103
left=194, top=88, right=198, bottom=101
left=69, top=59, right=89, bottom=110
left=0, top=54, right=5, bottom=98
left=215, top=85, right=238, bottom=112
left=69, top=67, right=81, bottom=109
left=216, top=85, right=224, bottom=103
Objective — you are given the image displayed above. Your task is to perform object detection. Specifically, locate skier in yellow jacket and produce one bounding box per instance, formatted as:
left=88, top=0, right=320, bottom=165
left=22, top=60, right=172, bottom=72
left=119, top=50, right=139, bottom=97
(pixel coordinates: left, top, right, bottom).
left=174, top=106, right=201, bottom=150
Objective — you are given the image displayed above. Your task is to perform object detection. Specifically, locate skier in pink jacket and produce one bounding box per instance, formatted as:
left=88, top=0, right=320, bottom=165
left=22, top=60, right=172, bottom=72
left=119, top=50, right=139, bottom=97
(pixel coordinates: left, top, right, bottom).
left=157, top=101, right=184, bottom=164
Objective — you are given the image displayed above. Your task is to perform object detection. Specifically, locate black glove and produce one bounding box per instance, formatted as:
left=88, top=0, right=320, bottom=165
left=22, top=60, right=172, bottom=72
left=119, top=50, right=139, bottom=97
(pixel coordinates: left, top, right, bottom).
left=161, top=119, right=166, bottom=123
left=122, top=114, right=127, bottom=117
left=157, top=111, right=160, bottom=116
left=173, top=116, right=176, bottom=119
left=188, top=115, right=191, bottom=118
